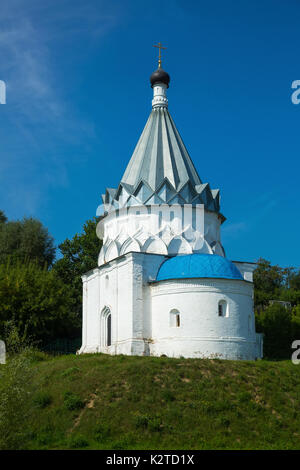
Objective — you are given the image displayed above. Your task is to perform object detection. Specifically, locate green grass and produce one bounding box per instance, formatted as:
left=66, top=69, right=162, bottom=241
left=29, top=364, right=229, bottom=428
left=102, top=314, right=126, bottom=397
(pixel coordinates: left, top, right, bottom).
left=6, top=353, right=300, bottom=450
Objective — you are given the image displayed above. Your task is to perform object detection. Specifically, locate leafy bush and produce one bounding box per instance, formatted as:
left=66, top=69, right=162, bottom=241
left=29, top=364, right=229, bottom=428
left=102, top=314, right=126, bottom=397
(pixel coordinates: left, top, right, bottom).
left=94, top=423, right=111, bottom=442
left=63, top=391, right=85, bottom=411
left=134, top=413, right=163, bottom=432
left=110, top=433, right=136, bottom=450
left=33, top=391, right=52, bottom=409
left=255, top=304, right=293, bottom=359
left=3, top=321, right=33, bottom=355
left=148, top=417, right=162, bottom=432
left=253, top=258, right=300, bottom=359
left=36, top=431, right=53, bottom=446
left=0, top=351, right=34, bottom=449
left=134, top=413, right=149, bottom=429
left=0, top=260, right=78, bottom=344
left=68, top=435, right=89, bottom=448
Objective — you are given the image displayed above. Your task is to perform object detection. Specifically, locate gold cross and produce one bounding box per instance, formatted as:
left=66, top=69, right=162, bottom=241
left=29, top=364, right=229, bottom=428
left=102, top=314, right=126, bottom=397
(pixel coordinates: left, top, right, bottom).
left=153, top=42, right=167, bottom=69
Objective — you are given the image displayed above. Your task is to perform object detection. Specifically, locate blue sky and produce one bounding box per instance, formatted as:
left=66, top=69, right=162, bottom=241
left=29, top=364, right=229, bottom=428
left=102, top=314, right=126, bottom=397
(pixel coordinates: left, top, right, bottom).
left=0, top=0, right=299, bottom=267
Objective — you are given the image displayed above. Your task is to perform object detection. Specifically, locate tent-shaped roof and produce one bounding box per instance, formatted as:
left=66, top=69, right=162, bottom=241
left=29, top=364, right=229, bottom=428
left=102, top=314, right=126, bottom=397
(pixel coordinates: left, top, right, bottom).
left=121, top=107, right=201, bottom=192
left=101, top=68, right=222, bottom=215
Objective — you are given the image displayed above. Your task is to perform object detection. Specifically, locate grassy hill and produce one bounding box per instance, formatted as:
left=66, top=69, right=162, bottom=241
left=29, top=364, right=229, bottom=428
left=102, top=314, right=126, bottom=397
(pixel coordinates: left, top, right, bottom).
left=1, top=352, right=300, bottom=450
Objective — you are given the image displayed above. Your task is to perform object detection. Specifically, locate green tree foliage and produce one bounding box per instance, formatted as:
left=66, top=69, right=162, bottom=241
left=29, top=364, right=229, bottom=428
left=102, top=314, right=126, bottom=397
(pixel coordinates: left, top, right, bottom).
left=0, top=215, right=55, bottom=267
left=291, top=304, right=300, bottom=338
left=255, top=304, right=293, bottom=359
left=254, top=258, right=300, bottom=308
left=0, top=260, right=79, bottom=344
left=254, top=259, right=300, bottom=359
left=0, top=210, right=7, bottom=224
left=53, top=218, right=101, bottom=318
left=254, top=258, right=286, bottom=307
left=0, top=213, right=100, bottom=345
left=3, top=321, right=31, bottom=355
left=290, top=270, right=300, bottom=291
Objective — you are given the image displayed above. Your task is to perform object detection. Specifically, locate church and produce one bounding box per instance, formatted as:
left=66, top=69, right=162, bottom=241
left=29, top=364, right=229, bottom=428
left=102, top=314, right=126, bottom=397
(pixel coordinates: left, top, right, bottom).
left=79, top=46, right=263, bottom=360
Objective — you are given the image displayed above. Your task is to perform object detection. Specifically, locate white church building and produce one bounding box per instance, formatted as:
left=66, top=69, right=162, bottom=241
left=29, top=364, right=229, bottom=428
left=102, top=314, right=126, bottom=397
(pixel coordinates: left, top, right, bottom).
left=79, top=54, right=263, bottom=360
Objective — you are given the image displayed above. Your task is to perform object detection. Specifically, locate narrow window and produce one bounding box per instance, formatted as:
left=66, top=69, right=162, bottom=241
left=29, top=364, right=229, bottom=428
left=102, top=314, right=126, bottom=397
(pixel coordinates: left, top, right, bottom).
left=158, top=211, right=162, bottom=229
left=218, top=303, right=223, bottom=317
left=170, top=309, right=180, bottom=327
left=107, top=313, right=111, bottom=346
left=218, top=300, right=227, bottom=317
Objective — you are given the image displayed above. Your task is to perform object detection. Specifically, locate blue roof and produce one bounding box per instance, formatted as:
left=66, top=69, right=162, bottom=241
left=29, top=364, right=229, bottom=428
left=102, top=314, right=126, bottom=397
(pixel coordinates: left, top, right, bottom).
left=156, top=254, right=243, bottom=281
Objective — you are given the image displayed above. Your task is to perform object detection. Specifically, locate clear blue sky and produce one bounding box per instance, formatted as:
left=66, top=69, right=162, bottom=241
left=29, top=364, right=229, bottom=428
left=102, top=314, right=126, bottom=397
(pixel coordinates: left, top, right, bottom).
left=1, top=0, right=299, bottom=267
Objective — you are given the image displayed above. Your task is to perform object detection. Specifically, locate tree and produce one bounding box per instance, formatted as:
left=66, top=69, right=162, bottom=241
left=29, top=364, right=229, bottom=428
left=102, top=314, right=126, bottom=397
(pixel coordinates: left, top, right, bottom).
left=0, top=216, right=55, bottom=268
left=255, top=303, right=292, bottom=359
left=0, top=210, right=7, bottom=224
left=290, top=269, right=300, bottom=291
left=253, top=258, right=286, bottom=308
left=291, top=304, right=300, bottom=339
left=253, top=258, right=300, bottom=359
left=53, top=217, right=101, bottom=319
left=0, top=260, right=78, bottom=344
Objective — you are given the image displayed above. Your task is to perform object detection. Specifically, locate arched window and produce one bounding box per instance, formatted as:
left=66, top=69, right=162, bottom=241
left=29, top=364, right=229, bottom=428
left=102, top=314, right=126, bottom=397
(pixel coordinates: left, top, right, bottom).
left=170, top=309, right=180, bottom=327
left=100, top=306, right=112, bottom=348
left=218, top=300, right=228, bottom=317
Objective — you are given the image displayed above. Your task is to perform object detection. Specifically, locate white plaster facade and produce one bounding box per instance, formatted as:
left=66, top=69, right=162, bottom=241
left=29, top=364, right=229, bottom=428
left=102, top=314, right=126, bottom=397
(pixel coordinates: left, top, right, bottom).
left=79, top=252, right=263, bottom=360
left=150, top=277, right=262, bottom=359
left=79, top=62, right=263, bottom=360
left=80, top=252, right=165, bottom=356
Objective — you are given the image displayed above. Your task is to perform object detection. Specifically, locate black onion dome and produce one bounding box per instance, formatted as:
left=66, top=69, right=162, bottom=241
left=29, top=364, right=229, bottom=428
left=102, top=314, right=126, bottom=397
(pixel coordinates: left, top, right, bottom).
left=150, top=68, right=170, bottom=88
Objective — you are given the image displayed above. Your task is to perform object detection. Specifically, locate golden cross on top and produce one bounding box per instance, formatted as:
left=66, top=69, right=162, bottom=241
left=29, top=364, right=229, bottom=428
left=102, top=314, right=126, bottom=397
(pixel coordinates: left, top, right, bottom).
left=153, top=42, right=167, bottom=69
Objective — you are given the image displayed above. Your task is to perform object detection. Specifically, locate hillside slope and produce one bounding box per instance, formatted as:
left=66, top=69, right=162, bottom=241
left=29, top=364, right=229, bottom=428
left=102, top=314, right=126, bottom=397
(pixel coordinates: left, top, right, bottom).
left=5, top=353, right=300, bottom=450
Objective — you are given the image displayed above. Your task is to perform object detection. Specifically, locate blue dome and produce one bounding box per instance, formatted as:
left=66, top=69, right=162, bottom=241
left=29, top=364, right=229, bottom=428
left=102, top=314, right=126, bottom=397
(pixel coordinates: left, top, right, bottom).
left=156, top=254, right=243, bottom=282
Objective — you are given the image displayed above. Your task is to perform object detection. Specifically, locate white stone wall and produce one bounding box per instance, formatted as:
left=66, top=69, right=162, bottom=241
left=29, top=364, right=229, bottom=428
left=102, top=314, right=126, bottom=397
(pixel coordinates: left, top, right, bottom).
left=150, top=278, right=261, bottom=360
left=81, top=269, right=100, bottom=353
left=79, top=252, right=165, bottom=356
left=79, top=252, right=262, bottom=360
